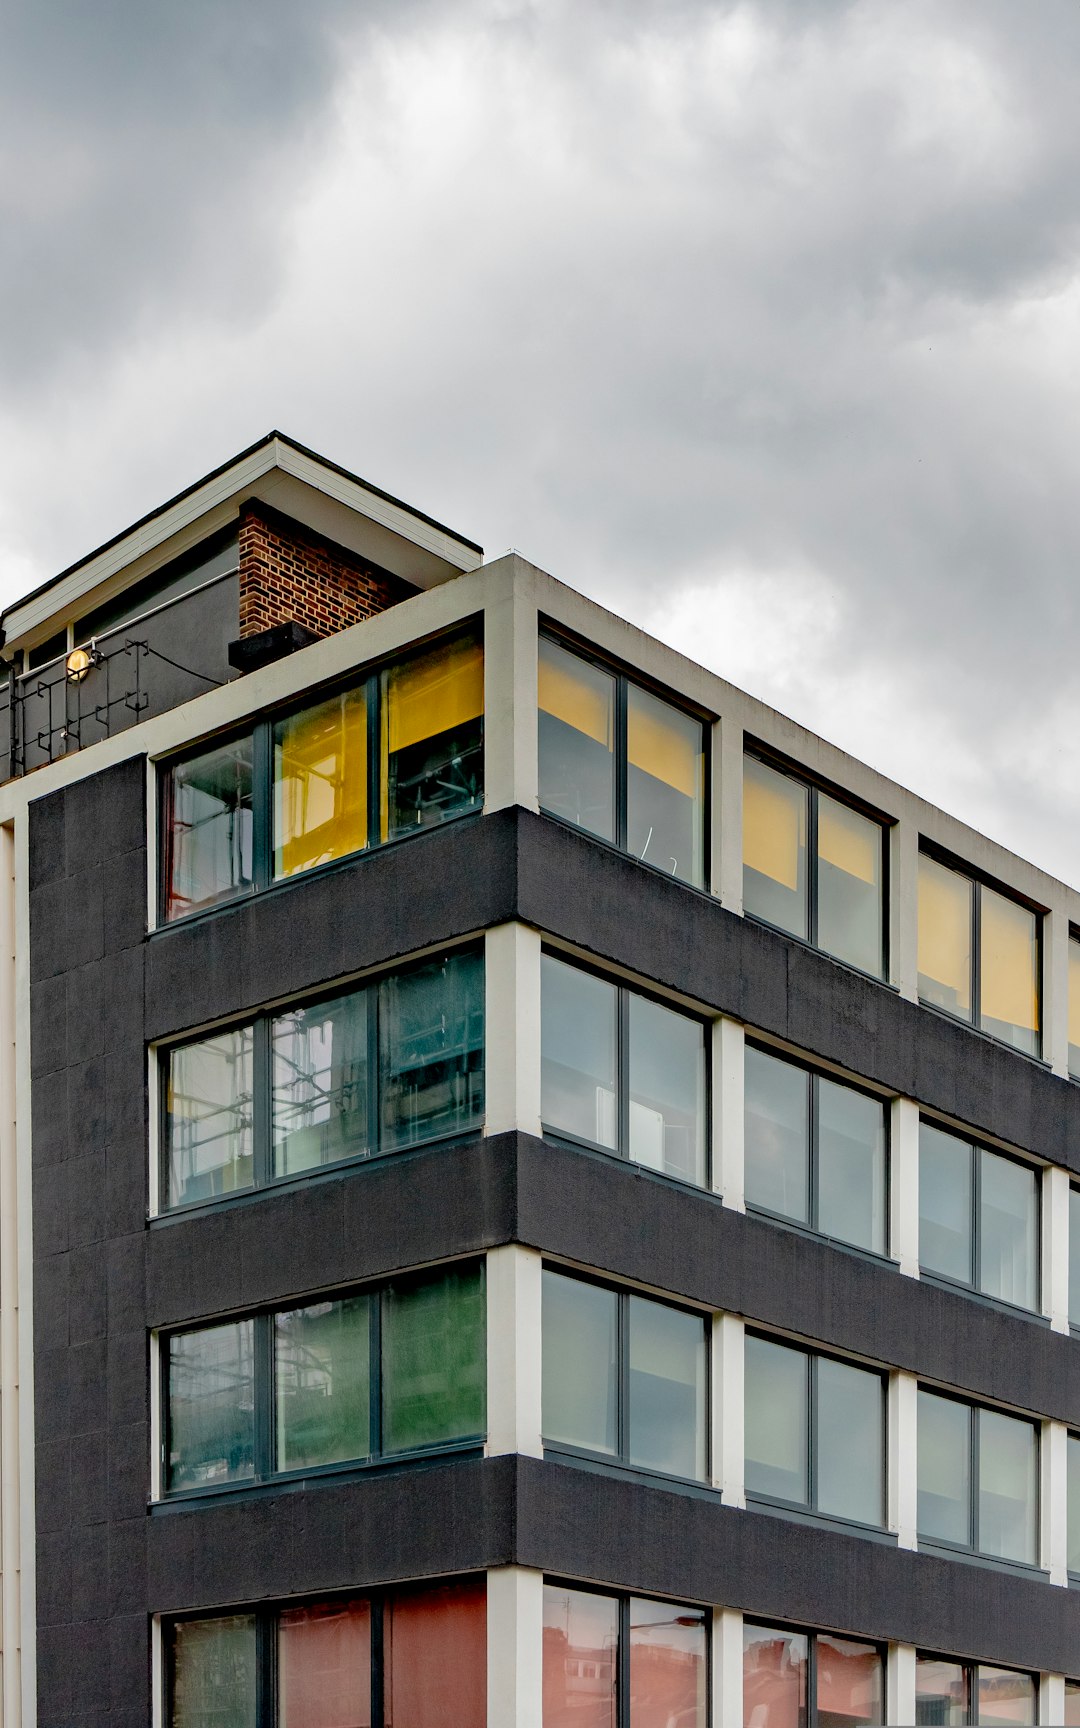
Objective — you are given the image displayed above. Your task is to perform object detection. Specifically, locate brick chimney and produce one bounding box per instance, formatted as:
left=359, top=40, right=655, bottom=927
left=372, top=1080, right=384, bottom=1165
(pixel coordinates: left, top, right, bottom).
left=238, top=499, right=417, bottom=640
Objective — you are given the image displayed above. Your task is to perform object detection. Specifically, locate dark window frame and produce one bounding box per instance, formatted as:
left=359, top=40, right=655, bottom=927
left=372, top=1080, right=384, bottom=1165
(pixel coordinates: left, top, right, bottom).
left=543, top=1575, right=711, bottom=1728
left=914, top=1649, right=1038, bottom=1724
left=742, top=1617, right=886, bottom=1728
left=1068, top=926, right=1080, bottom=1082
left=917, top=1116, right=1041, bottom=1316
left=916, top=1386, right=1041, bottom=1569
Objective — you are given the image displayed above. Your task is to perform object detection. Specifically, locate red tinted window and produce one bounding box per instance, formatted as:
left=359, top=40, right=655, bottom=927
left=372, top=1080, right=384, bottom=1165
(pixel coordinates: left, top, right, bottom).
left=629, top=1597, right=707, bottom=1728
left=385, top=1578, right=486, bottom=1728
left=278, top=1598, right=371, bottom=1728
left=543, top=1584, right=618, bottom=1728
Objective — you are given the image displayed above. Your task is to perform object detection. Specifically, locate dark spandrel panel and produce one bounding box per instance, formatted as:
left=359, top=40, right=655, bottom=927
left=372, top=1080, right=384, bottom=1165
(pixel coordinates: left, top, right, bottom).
left=540, top=952, right=618, bottom=1149
left=745, top=1044, right=810, bottom=1227
left=538, top=635, right=616, bottom=844
left=917, top=1390, right=971, bottom=1549
left=627, top=992, right=705, bottom=1187
left=626, top=681, right=704, bottom=888
left=743, top=755, right=808, bottom=941
left=542, top=1270, right=618, bottom=1458
left=744, top=1335, right=808, bottom=1506
left=381, top=1265, right=485, bottom=1455
left=163, top=735, right=254, bottom=922
left=627, top=1295, right=706, bottom=1480
left=273, top=987, right=369, bottom=1177
left=815, top=1356, right=883, bottom=1527
left=167, top=1320, right=255, bottom=1492
left=274, top=1296, right=371, bottom=1472
left=169, top=1614, right=256, bottom=1728
left=167, top=1027, right=254, bottom=1208
left=816, top=1076, right=886, bottom=1256
left=379, top=950, right=485, bottom=1152
left=382, top=633, right=483, bottom=841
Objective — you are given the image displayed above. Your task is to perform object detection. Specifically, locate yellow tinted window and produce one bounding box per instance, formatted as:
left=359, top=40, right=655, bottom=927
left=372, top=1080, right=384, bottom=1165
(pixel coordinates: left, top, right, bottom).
left=980, top=885, right=1039, bottom=1055
left=918, top=854, right=972, bottom=1020
left=1069, top=939, right=1080, bottom=1077
left=382, top=633, right=484, bottom=841
left=626, top=684, right=703, bottom=886
left=743, top=756, right=808, bottom=939
left=274, top=687, right=367, bottom=879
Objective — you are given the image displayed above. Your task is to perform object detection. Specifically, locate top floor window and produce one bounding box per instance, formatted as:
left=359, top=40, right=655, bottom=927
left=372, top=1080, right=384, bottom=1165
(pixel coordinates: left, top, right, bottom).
left=538, top=632, right=706, bottom=888
left=742, top=752, right=886, bottom=979
left=1069, top=932, right=1080, bottom=1079
left=917, top=851, right=1040, bottom=1057
left=162, top=628, right=483, bottom=921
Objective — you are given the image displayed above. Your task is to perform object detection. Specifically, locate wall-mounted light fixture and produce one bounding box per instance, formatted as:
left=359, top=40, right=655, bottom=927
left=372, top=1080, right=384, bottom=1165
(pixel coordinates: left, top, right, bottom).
left=65, top=644, right=100, bottom=683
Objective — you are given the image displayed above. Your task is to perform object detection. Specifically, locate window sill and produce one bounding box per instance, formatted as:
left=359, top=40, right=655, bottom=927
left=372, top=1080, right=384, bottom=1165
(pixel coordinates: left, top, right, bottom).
left=915, top=1537, right=1047, bottom=1582
left=744, top=1494, right=896, bottom=1546
left=153, top=1440, right=486, bottom=1511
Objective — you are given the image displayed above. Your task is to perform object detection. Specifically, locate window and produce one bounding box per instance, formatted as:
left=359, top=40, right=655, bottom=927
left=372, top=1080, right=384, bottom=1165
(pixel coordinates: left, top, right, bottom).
left=167, top=1578, right=486, bottom=1728
left=917, top=1389, right=1038, bottom=1566
left=540, top=951, right=707, bottom=1186
left=742, top=752, right=885, bottom=977
left=1071, top=1187, right=1080, bottom=1330
left=542, top=1581, right=707, bottom=1728
left=1068, top=1433, right=1080, bottom=1578
left=542, top=1269, right=708, bottom=1481
left=538, top=632, right=706, bottom=887
left=744, top=1044, right=887, bottom=1255
left=914, top=1654, right=1036, bottom=1726
left=742, top=1621, right=883, bottom=1728
left=163, top=947, right=484, bottom=1210
left=1067, top=1682, right=1080, bottom=1728
left=744, top=1334, right=885, bottom=1528
left=1070, top=933, right=1080, bottom=1079
left=162, top=628, right=483, bottom=920
left=164, top=1263, right=485, bottom=1495
left=918, top=1122, right=1038, bottom=1313
left=917, top=853, right=1040, bottom=1056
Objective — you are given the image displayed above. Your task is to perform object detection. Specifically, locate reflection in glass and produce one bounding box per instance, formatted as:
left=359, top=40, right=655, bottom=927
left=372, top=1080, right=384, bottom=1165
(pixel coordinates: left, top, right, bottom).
left=744, top=1046, right=809, bottom=1226
left=542, top=1272, right=618, bottom=1457
left=278, top=1598, right=371, bottom=1728
left=978, top=1150, right=1037, bottom=1311
left=979, top=1409, right=1037, bottom=1565
left=168, top=1321, right=255, bottom=1491
left=541, top=955, right=618, bottom=1148
left=742, top=1622, right=808, bottom=1728
left=919, top=1125, right=973, bottom=1287
left=543, top=1584, right=618, bottom=1728
left=272, top=989, right=369, bottom=1176
left=383, top=633, right=483, bottom=841
left=274, top=1297, right=370, bottom=1471
left=274, top=686, right=367, bottom=880
left=379, top=951, right=484, bottom=1150
left=917, top=1391, right=970, bottom=1547
left=816, top=1356, right=883, bottom=1527
left=745, top=1336, right=808, bottom=1505
left=817, top=1076, right=886, bottom=1255
left=165, top=737, right=254, bottom=921
left=538, top=637, right=616, bottom=844
left=627, top=993, right=705, bottom=1185
left=381, top=1266, right=485, bottom=1455
left=385, top=1579, right=487, bottom=1728
left=170, top=1615, right=257, bottom=1728
left=918, top=855, right=973, bottom=1022
left=1064, top=1680, right=1080, bottom=1728
left=816, top=792, right=883, bottom=977
left=629, top=1597, right=707, bottom=1728
left=976, top=1667, right=1036, bottom=1727
left=915, top=1655, right=968, bottom=1726
left=628, top=1296, right=706, bottom=1480
left=1070, top=1435, right=1080, bottom=1577
left=816, top=1635, right=883, bottom=1728
left=167, top=1028, right=254, bottom=1208
left=626, top=682, right=704, bottom=887
left=1069, top=937, right=1080, bottom=1079
left=979, top=887, right=1039, bottom=1056
left=743, top=756, right=809, bottom=940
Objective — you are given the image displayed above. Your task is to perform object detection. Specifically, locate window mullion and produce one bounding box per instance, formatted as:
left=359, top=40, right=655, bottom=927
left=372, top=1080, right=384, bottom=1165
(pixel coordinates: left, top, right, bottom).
left=617, top=1595, right=631, bottom=1728
left=252, top=719, right=272, bottom=890
left=252, top=1017, right=271, bottom=1189
left=808, top=1632, right=818, bottom=1728
left=372, top=1594, right=386, bottom=1728
left=256, top=1603, right=275, bottom=1727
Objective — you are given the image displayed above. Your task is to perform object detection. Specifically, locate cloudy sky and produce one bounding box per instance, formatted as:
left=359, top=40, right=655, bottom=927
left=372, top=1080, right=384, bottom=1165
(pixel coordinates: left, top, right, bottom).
left=2, top=0, right=1079, bottom=879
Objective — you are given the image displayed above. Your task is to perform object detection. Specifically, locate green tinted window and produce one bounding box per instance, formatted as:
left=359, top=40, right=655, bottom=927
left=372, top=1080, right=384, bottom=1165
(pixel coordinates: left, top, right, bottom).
left=381, top=1266, right=486, bottom=1454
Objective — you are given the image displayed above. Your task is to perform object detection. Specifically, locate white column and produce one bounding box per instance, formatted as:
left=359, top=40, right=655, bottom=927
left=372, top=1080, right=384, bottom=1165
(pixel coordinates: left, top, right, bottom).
left=483, top=557, right=539, bottom=815
left=889, top=1372, right=918, bottom=1550
left=887, top=1644, right=916, bottom=1727
left=716, top=718, right=744, bottom=915
left=486, top=1565, right=544, bottom=1728
left=891, top=818, right=920, bottom=1000
left=714, top=1606, right=744, bottom=1728
left=1042, top=1165, right=1070, bottom=1333
left=1040, top=1673, right=1065, bottom=1726
left=715, top=1018, right=745, bottom=1207
left=1042, top=1420, right=1068, bottom=1585
left=486, top=1246, right=543, bottom=1460
left=890, top=1099, right=920, bottom=1278
left=714, top=1313, right=745, bottom=1506
left=484, top=923, right=543, bottom=1140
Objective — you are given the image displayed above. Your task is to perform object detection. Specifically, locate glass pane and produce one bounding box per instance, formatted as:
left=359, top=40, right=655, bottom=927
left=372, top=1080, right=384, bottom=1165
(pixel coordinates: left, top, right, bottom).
left=385, top=1579, right=486, bottom=1728
left=541, top=954, right=618, bottom=1149
left=168, top=1321, right=255, bottom=1492
left=170, top=1615, right=256, bottom=1728
left=279, top=1599, right=371, bottom=1728
left=978, top=1408, right=1037, bottom=1565
left=816, top=1635, right=883, bottom=1728
left=1064, top=1680, right=1080, bottom=1727
left=978, top=1149, right=1037, bottom=1311
left=742, top=1622, right=808, bottom=1728
left=743, top=756, right=808, bottom=940
left=915, top=1656, right=969, bottom=1727
left=275, top=1296, right=371, bottom=1471
left=975, top=1668, right=1036, bottom=1727
left=273, top=988, right=369, bottom=1176
left=629, top=1597, right=707, bottom=1728
left=538, top=636, right=616, bottom=844
left=917, top=1391, right=971, bottom=1547
left=919, top=1123, right=973, bottom=1286
left=166, top=1028, right=254, bottom=1209
left=274, top=686, right=367, bottom=880
left=627, top=1295, right=706, bottom=1480
left=626, top=682, right=704, bottom=887
left=1069, top=938, right=1080, bottom=1078
left=979, top=887, right=1039, bottom=1056
left=816, top=793, right=883, bottom=976
left=382, top=632, right=484, bottom=840
left=381, top=1265, right=485, bottom=1454
left=543, top=1583, right=618, bottom=1728
left=164, top=737, right=254, bottom=921
left=1071, top=1188, right=1080, bottom=1329
left=542, top=1271, right=618, bottom=1457
left=379, top=950, right=485, bottom=1151
left=816, top=1357, right=883, bottom=1526
left=816, top=1077, right=886, bottom=1255
left=627, top=993, right=706, bottom=1186
left=918, top=855, right=973, bottom=1021
left=744, top=1335, right=808, bottom=1505
left=1070, top=1435, right=1080, bottom=1574
left=744, top=1045, right=810, bottom=1226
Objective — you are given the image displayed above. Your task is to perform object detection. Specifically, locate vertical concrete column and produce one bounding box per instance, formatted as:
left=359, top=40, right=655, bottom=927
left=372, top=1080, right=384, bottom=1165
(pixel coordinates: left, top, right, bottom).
left=714, top=1313, right=745, bottom=1506
left=887, top=1644, right=916, bottom=1727
left=486, top=1245, right=544, bottom=1460
left=713, top=1606, right=744, bottom=1728
left=1042, top=1165, right=1070, bottom=1333
left=1044, top=891, right=1070, bottom=1078
left=486, top=1565, right=545, bottom=1728
left=1040, top=1672, right=1066, bottom=1726
left=483, top=558, right=539, bottom=815
left=890, top=1099, right=920, bottom=1279
left=889, top=1372, right=918, bottom=1550
left=890, top=817, right=920, bottom=1001
left=484, top=923, right=543, bottom=1140
left=715, top=1018, right=745, bottom=1206
left=716, top=718, right=744, bottom=914
left=1041, top=1421, right=1068, bottom=1585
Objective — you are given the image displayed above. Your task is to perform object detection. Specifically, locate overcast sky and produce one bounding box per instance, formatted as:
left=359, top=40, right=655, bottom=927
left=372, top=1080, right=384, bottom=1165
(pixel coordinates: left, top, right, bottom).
left=2, top=0, right=1079, bottom=880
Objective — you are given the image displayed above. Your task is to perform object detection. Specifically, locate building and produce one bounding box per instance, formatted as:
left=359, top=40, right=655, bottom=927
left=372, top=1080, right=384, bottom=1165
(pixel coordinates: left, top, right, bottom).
left=0, top=431, right=1077, bottom=1724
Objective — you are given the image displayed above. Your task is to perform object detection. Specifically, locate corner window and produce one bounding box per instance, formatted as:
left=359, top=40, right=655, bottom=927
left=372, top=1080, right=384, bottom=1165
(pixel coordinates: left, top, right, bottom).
left=744, top=1043, right=887, bottom=1256
left=744, top=1334, right=885, bottom=1528
left=538, top=632, right=707, bottom=887
left=164, top=1263, right=485, bottom=1495
left=915, top=1654, right=1035, bottom=1726
left=542, top=1582, right=707, bottom=1728
left=918, top=1122, right=1038, bottom=1313
left=742, top=752, right=886, bottom=978
left=917, top=1389, right=1038, bottom=1566
left=540, top=951, right=707, bottom=1187
left=163, top=947, right=484, bottom=1210
left=161, top=627, right=483, bottom=921
left=742, top=1622, right=883, bottom=1728
left=541, top=1269, right=708, bottom=1481
left=917, top=852, right=1040, bottom=1057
